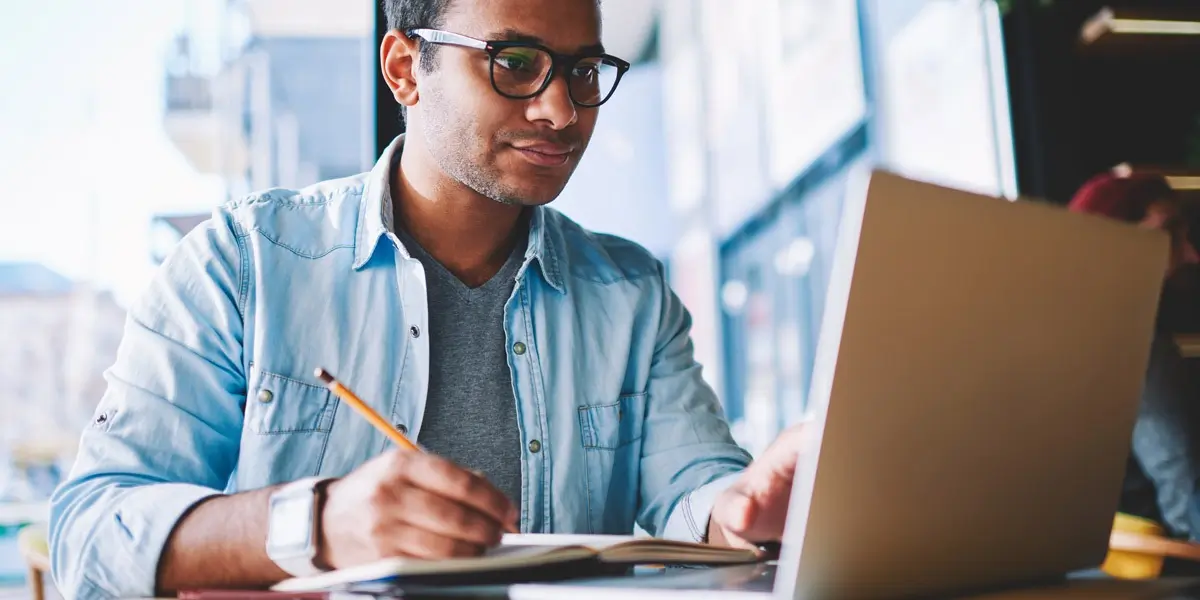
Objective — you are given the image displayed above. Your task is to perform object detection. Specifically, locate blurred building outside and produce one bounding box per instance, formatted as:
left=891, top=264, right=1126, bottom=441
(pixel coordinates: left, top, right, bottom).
left=0, top=263, right=125, bottom=504
left=163, top=0, right=375, bottom=203
left=0, top=2, right=381, bottom=551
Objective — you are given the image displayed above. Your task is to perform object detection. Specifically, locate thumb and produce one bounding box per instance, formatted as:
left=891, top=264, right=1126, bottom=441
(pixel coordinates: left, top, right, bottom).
left=715, top=485, right=759, bottom=534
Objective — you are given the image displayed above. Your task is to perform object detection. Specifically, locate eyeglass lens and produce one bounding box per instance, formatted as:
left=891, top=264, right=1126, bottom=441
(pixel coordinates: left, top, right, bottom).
left=491, top=47, right=622, bottom=106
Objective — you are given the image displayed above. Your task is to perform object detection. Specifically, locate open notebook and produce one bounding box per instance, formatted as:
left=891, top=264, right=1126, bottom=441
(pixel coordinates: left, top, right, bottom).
left=271, top=533, right=761, bottom=592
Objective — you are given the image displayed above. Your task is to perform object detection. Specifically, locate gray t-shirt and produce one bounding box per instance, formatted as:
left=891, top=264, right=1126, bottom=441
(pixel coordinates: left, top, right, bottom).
left=395, top=226, right=525, bottom=507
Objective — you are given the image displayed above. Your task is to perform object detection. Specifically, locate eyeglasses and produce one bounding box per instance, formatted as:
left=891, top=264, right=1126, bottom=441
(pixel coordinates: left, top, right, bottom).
left=406, top=28, right=631, bottom=108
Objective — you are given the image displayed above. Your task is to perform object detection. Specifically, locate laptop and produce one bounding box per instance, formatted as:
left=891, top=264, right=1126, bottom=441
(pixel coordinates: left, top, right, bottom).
left=511, top=170, right=1170, bottom=599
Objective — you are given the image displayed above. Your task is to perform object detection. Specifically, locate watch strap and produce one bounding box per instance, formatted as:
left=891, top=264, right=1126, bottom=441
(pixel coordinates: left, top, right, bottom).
left=267, top=476, right=333, bottom=577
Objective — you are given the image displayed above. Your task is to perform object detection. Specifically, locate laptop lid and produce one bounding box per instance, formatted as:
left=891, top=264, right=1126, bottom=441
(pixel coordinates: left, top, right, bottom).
left=774, top=170, right=1169, bottom=600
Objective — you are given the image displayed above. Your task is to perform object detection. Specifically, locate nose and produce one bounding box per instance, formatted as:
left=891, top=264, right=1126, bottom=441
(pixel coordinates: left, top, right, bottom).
left=525, top=74, right=578, bottom=130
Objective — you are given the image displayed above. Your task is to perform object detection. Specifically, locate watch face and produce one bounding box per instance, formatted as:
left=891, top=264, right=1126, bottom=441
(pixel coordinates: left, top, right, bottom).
left=270, top=491, right=314, bottom=551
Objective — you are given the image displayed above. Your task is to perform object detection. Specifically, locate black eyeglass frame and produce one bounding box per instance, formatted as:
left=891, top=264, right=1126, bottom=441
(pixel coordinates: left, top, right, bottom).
left=406, top=28, right=631, bottom=108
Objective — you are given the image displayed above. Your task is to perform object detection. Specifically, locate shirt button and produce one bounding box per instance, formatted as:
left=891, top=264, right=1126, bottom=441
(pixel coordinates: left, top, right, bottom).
left=396, top=423, right=408, bottom=435
left=410, top=325, right=421, bottom=338
left=513, top=342, right=527, bottom=356
left=528, top=439, right=541, bottom=454
left=257, top=389, right=274, bottom=404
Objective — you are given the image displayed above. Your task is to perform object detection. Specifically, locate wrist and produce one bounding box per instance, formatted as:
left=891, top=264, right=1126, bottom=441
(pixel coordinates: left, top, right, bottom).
left=313, top=478, right=337, bottom=571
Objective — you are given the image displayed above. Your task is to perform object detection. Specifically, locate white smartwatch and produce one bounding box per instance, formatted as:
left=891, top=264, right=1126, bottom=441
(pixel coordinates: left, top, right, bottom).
left=266, top=476, right=333, bottom=577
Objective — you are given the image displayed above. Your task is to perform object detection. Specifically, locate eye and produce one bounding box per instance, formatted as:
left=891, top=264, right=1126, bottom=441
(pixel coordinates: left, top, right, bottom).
left=571, top=64, right=600, bottom=79
left=495, top=48, right=539, bottom=73
left=572, top=58, right=603, bottom=79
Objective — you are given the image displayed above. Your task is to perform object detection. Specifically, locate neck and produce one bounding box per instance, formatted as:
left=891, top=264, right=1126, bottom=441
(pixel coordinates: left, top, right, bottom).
left=394, top=138, right=527, bottom=287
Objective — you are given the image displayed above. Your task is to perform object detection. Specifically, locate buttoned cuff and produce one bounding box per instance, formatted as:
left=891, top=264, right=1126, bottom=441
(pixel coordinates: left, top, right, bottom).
left=661, top=473, right=741, bottom=543
left=99, top=483, right=222, bottom=597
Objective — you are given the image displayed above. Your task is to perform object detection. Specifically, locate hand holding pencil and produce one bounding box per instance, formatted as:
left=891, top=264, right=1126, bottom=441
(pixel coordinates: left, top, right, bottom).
left=312, top=368, right=519, bottom=570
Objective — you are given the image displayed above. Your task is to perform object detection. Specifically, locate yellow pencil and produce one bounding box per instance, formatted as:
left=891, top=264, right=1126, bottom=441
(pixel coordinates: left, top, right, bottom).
left=314, top=367, right=420, bottom=451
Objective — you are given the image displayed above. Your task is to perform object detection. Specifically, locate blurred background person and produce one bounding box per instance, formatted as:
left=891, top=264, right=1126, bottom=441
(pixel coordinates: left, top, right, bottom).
left=1068, top=171, right=1200, bottom=544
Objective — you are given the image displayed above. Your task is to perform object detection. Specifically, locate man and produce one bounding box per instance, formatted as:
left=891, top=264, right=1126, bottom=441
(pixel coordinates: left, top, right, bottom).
left=1068, top=171, right=1200, bottom=544
left=49, top=0, right=808, bottom=597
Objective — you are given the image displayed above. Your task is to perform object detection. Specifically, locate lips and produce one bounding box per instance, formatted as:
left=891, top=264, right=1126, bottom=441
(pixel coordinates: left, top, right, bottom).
left=511, top=143, right=574, bottom=167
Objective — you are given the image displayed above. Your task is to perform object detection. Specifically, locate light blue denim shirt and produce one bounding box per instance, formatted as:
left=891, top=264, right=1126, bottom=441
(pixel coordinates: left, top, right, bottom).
left=49, top=136, right=752, bottom=599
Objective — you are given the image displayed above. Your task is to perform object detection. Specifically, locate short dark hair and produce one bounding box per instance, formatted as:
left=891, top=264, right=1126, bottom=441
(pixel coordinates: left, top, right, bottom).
left=382, top=0, right=455, bottom=72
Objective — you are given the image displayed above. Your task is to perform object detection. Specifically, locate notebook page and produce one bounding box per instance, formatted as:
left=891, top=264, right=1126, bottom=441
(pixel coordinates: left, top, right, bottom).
left=483, top=544, right=571, bottom=558
left=500, top=533, right=642, bottom=550
left=272, top=545, right=595, bottom=592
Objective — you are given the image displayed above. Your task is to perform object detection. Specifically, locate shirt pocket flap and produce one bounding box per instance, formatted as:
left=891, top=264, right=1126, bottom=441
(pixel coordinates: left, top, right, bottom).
left=579, top=393, right=647, bottom=450
left=246, top=367, right=337, bottom=435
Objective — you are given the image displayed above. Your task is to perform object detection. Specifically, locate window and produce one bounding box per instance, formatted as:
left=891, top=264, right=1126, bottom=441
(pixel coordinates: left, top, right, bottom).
left=868, top=0, right=1018, bottom=198
left=0, top=1, right=375, bottom=577
left=720, top=149, right=869, bottom=453
left=763, top=0, right=868, bottom=189
left=658, top=0, right=872, bottom=435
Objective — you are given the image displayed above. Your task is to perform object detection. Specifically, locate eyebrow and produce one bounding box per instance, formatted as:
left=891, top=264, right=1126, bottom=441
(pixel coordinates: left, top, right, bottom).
left=492, top=28, right=606, bottom=55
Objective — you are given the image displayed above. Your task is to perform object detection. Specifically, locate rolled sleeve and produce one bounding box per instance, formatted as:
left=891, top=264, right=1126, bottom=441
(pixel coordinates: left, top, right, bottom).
left=661, top=473, right=741, bottom=542
left=53, top=483, right=222, bottom=598
left=49, top=207, right=248, bottom=599
left=636, top=263, right=751, bottom=539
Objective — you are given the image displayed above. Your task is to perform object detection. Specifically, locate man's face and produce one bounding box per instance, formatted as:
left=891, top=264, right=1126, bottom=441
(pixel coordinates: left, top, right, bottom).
left=412, top=0, right=603, bottom=206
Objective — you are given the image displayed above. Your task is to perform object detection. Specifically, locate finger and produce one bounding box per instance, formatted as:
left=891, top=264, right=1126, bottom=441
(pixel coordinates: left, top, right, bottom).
left=393, top=486, right=505, bottom=547
left=725, top=493, right=787, bottom=545
left=385, top=524, right=486, bottom=560
left=714, top=487, right=757, bottom=535
left=714, top=525, right=761, bottom=553
left=394, top=454, right=515, bottom=527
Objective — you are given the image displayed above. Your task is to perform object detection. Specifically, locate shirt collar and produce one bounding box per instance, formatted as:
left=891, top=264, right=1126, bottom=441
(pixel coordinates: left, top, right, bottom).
left=353, top=135, right=566, bottom=294
left=523, top=204, right=565, bottom=293
left=352, top=135, right=398, bottom=269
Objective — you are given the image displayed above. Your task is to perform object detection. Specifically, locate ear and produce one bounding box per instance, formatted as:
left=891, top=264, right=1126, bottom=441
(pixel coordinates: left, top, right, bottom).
left=381, top=30, right=420, bottom=109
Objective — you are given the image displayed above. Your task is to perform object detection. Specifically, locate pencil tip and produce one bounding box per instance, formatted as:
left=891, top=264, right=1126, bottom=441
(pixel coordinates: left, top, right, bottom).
left=314, top=368, right=334, bottom=383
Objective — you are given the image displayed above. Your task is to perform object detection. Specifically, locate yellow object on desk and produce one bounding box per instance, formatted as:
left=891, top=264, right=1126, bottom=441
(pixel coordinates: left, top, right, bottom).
left=1101, top=512, right=1200, bottom=579
left=1102, top=513, right=1168, bottom=579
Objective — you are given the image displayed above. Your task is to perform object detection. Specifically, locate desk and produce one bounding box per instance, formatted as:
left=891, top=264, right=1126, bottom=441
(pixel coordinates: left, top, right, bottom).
left=136, top=569, right=1200, bottom=600
left=508, top=567, right=1200, bottom=600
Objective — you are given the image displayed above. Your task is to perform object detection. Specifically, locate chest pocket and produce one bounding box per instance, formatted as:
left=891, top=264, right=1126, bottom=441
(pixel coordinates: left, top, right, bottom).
left=579, top=393, right=646, bottom=449
left=238, top=367, right=340, bottom=488
left=579, top=392, right=647, bottom=533
left=246, top=368, right=338, bottom=434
